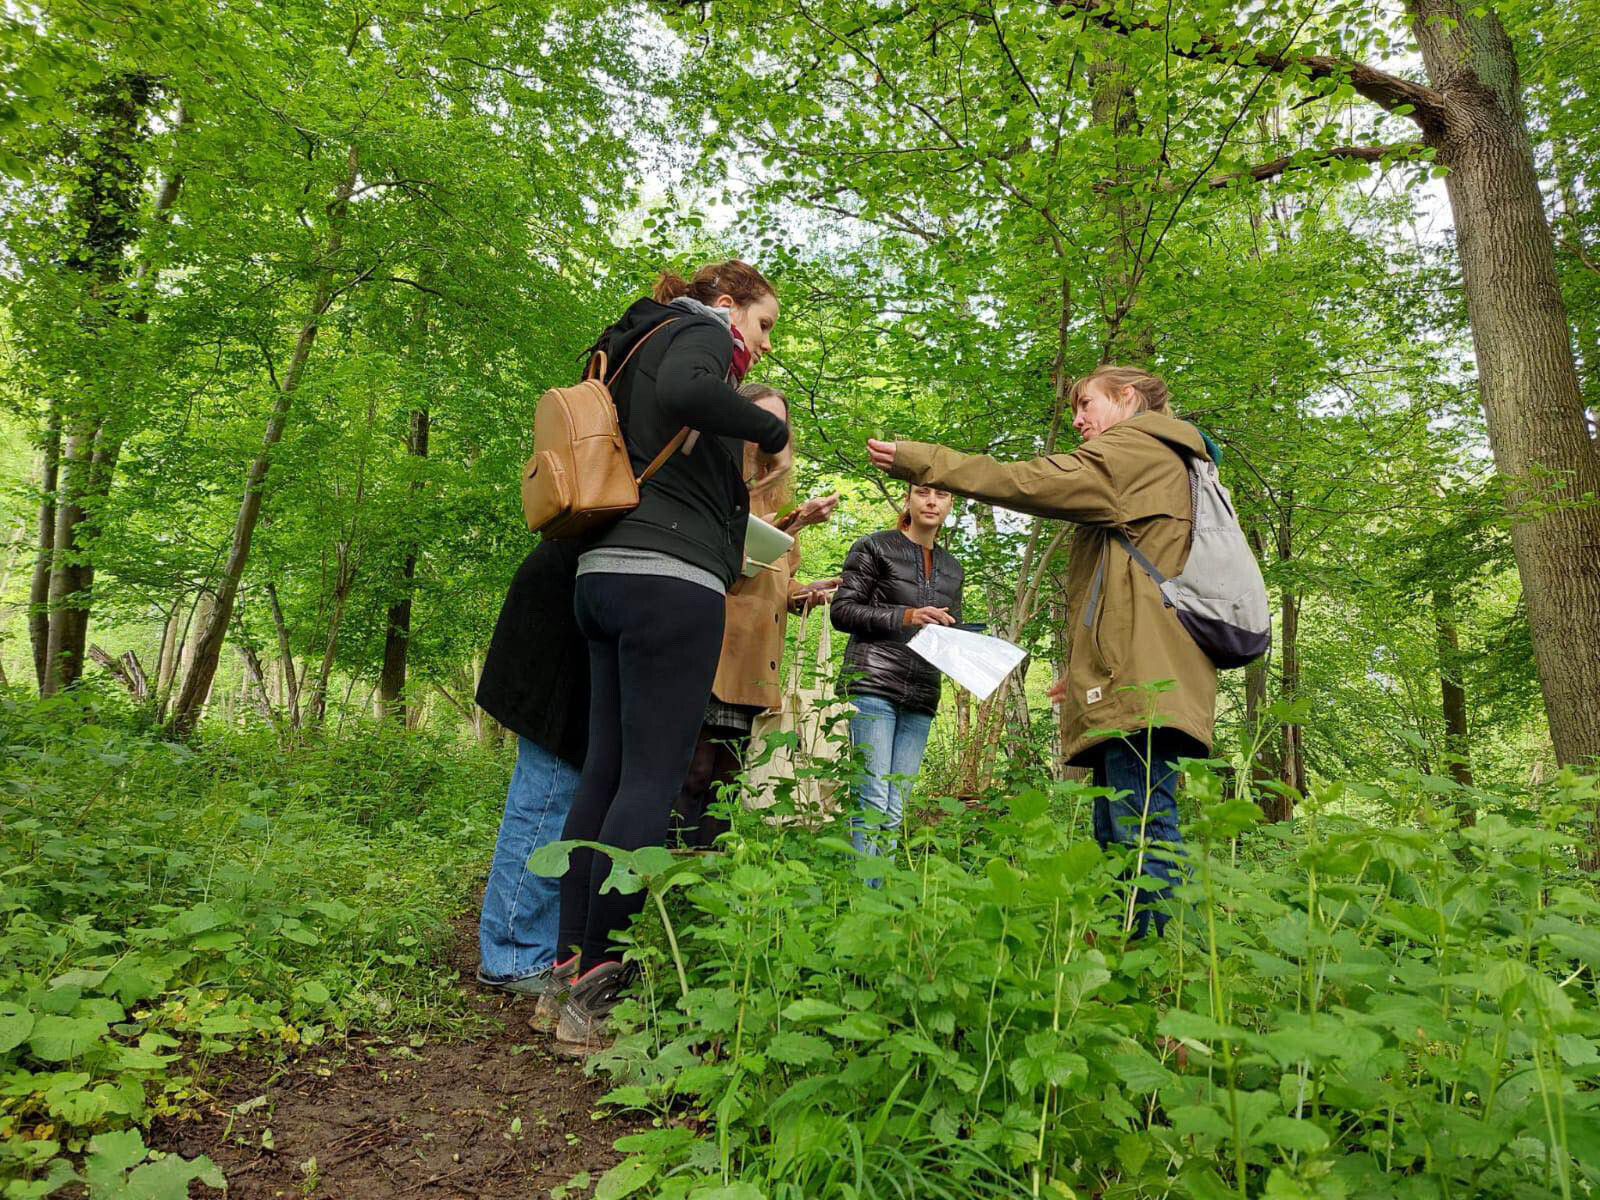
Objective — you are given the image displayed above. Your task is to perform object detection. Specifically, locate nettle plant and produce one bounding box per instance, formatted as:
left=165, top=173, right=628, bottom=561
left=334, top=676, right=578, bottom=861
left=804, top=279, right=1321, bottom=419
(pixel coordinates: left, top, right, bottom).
left=555, top=737, right=1600, bottom=1200
left=0, top=690, right=495, bottom=1199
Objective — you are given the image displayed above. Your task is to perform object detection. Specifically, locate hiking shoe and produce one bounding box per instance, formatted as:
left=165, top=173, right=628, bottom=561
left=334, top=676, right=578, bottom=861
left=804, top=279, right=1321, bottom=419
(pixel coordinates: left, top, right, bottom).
left=476, top=965, right=561, bottom=998
left=553, top=960, right=630, bottom=1057
left=527, top=956, right=580, bottom=1033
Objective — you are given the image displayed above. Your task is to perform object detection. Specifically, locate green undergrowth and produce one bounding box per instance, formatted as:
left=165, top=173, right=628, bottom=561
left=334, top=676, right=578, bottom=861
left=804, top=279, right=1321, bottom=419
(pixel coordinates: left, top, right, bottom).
left=570, top=758, right=1600, bottom=1200
left=0, top=686, right=505, bottom=1198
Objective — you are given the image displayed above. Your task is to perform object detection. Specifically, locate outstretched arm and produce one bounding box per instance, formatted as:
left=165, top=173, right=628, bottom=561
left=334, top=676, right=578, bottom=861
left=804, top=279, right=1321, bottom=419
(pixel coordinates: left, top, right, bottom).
left=868, top=438, right=1122, bottom=525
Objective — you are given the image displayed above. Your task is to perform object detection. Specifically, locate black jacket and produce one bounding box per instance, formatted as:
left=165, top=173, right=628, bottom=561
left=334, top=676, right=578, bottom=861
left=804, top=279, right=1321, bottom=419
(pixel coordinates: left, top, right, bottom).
left=831, top=530, right=965, bottom=716
left=476, top=540, right=589, bottom=768
left=583, top=298, right=789, bottom=587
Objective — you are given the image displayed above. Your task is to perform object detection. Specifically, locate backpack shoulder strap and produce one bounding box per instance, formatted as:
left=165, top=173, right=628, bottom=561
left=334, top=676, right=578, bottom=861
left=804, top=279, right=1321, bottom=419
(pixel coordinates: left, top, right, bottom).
left=636, top=427, right=692, bottom=486
left=605, top=317, right=678, bottom=388
left=605, top=316, right=690, bottom=486
left=1110, top=528, right=1169, bottom=586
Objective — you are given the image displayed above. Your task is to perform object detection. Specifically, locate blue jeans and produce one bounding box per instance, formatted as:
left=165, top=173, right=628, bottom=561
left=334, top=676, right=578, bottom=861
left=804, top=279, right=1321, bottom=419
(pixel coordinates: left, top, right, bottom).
left=849, top=696, right=934, bottom=867
left=1090, top=730, right=1189, bottom=938
left=478, top=736, right=582, bottom=982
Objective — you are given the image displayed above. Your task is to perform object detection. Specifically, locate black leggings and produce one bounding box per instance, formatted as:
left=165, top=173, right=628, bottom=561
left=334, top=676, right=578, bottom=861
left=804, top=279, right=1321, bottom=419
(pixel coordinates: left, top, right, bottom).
left=559, top=572, right=726, bottom=965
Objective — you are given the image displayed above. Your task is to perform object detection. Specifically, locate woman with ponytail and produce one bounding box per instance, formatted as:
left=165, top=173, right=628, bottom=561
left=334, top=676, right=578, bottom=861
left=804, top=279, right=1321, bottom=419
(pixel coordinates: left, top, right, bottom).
left=830, top=484, right=964, bottom=875
left=541, top=261, right=790, bottom=1055
left=865, top=364, right=1219, bottom=937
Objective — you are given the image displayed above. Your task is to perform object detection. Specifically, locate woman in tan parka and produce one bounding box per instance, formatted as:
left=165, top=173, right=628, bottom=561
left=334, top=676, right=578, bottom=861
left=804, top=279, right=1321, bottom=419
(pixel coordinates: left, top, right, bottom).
left=673, top=384, right=840, bottom=847
left=865, top=365, right=1217, bottom=936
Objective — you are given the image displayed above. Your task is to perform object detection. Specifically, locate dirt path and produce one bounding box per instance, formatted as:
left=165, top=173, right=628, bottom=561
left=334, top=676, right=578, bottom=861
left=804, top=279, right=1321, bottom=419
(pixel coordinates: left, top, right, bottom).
left=153, top=921, right=649, bottom=1199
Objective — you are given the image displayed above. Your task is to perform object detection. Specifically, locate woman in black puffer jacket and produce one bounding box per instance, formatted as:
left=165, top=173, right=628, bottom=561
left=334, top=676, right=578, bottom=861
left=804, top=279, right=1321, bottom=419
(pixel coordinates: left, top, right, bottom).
left=831, top=484, right=964, bottom=871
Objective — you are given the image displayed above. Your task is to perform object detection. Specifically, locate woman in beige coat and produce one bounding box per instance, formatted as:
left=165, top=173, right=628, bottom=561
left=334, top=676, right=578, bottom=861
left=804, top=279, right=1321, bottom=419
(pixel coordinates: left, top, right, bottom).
left=866, top=365, right=1219, bottom=936
left=674, top=385, right=840, bottom=847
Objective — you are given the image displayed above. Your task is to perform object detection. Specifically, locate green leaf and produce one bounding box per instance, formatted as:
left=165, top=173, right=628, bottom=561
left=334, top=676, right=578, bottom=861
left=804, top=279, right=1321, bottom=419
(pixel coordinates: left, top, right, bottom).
left=29, top=1015, right=107, bottom=1062
left=296, top=980, right=332, bottom=1006
left=0, top=1002, right=35, bottom=1054
left=824, top=1012, right=888, bottom=1041
left=594, top=1157, right=657, bottom=1200
left=120, top=1154, right=226, bottom=1200
left=528, top=841, right=573, bottom=877
left=1255, top=1115, right=1330, bottom=1154
left=764, top=1032, right=833, bottom=1065
left=781, top=998, right=846, bottom=1022
left=83, top=1129, right=147, bottom=1191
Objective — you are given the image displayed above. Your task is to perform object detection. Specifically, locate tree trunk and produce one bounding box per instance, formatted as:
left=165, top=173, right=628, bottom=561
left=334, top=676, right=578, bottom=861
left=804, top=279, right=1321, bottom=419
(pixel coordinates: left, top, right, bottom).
left=1242, top=525, right=1282, bottom=787
left=379, top=406, right=430, bottom=718
left=266, top=582, right=302, bottom=730
left=29, top=416, right=60, bottom=690
left=37, top=76, right=176, bottom=695
left=1433, top=589, right=1474, bottom=795
left=168, top=144, right=361, bottom=737
left=1274, top=585, right=1305, bottom=814
left=1411, top=0, right=1600, bottom=766
left=174, top=590, right=217, bottom=717
left=41, top=421, right=97, bottom=694
left=154, top=603, right=181, bottom=707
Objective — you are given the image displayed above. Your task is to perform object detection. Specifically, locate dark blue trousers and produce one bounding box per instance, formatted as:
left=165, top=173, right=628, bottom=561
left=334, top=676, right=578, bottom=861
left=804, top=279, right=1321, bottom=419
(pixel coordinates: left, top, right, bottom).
left=1089, top=729, right=1191, bottom=937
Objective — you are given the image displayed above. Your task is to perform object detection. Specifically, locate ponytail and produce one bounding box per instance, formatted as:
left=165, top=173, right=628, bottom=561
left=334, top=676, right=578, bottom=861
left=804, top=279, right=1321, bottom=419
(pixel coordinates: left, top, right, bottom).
left=652, top=259, right=775, bottom=308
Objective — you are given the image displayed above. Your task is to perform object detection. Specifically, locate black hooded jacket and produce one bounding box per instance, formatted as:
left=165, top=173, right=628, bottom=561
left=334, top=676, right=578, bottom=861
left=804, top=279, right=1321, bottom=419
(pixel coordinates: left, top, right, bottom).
left=582, top=298, right=789, bottom=587
left=831, top=530, right=965, bottom=716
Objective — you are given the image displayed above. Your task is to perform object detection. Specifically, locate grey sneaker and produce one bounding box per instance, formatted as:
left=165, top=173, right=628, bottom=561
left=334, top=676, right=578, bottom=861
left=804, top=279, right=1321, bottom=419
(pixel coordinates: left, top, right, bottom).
left=477, top=964, right=560, bottom=998
left=528, top=956, right=580, bottom=1033
left=553, top=960, right=631, bottom=1057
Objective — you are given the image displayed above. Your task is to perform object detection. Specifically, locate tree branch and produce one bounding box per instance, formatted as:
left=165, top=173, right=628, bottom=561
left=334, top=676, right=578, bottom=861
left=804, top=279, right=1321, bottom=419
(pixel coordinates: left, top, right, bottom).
left=1050, top=0, right=1446, bottom=131
left=1208, top=141, right=1425, bottom=188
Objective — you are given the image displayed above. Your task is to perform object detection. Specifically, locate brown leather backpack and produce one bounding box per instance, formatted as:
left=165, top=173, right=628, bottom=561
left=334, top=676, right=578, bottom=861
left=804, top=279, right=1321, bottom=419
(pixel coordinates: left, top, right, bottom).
left=521, top=319, right=689, bottom=538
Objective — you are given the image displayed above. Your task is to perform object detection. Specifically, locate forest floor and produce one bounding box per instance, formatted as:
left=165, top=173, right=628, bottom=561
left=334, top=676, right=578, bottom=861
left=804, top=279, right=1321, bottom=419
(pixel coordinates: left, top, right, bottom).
left=151, top=915, right=649, bottom=1200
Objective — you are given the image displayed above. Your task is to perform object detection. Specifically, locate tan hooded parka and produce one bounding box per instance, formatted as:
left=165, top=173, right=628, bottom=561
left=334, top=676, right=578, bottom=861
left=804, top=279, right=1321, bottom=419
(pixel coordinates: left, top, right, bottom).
left=890, top=411, right=1218, bottom=764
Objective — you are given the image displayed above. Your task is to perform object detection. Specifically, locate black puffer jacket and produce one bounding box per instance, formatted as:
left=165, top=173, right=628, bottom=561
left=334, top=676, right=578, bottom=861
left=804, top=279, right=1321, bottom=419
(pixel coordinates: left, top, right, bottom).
left=583, top=298, right=789, bottom=587
left=832, top=530, right=964, bottom=716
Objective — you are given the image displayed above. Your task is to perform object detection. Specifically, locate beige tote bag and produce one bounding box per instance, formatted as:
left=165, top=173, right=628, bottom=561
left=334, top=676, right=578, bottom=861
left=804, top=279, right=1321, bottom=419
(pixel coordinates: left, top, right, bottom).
left=746, top=604, right=850, bottom=823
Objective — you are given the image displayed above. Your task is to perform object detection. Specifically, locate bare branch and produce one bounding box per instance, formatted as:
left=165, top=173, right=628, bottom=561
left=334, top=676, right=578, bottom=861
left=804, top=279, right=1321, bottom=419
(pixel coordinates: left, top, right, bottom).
left=1208, top=141, right=1425, bottom=188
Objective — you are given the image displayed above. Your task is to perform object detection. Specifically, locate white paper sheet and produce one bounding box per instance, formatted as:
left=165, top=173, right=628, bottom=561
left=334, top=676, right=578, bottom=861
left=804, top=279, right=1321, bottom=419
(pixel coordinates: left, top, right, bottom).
left=907, top=625, right=1028, bottom=700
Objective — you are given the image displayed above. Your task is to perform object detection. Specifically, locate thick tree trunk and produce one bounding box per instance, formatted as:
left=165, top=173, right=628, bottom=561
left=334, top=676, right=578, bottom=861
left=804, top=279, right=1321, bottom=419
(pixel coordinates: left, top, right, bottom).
left=1411, top=1, right=1600, bottom=766
left=168, top=144, right=361, bottom=737
left=28, top=418, right=59, bottom=691
left=41, top=422, right=96, bottom=694
left=174, top=590, right=216, bottom=711
left=378, top=406, right=430, bottom=718
left=37, top=76, right=173, bottom=695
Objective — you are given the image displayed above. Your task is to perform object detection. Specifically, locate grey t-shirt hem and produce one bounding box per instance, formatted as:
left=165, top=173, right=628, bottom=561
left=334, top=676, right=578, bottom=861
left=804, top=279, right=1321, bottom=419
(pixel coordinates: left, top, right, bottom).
left=577, top=547, right=727, bottom=596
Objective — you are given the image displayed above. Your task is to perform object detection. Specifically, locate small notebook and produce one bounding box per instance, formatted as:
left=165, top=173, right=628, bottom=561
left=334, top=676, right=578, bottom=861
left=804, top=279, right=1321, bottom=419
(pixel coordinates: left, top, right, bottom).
left=743, top=513, right=795, bottom=577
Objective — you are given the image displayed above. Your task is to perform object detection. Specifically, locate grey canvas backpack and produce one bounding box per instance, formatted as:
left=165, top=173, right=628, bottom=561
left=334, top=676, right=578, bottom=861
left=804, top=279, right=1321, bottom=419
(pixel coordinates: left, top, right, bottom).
left=1111, top=447, right=1271, bottom=669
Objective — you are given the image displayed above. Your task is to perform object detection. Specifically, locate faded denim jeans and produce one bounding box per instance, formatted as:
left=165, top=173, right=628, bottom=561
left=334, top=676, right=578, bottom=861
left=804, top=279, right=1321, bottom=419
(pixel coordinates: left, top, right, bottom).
left=478, top=736, right=581, bottom=982
left=849, top=695, right=934, bottom=878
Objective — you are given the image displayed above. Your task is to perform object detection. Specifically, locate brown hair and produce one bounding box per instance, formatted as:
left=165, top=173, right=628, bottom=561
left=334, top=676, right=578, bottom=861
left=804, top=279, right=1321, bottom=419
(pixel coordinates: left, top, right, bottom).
left=739, top=383, right=793, bottom=511
left=1069, top=365, right=1173, bottom=416
left=653, top=259, right=776, bottom=308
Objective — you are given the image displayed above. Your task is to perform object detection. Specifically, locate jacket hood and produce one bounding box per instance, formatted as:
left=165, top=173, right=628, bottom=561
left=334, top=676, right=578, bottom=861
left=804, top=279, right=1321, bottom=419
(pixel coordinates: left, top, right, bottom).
left=598, top=296, right=722, bottom=376
left=1121, top=410, right=1216, bottom=463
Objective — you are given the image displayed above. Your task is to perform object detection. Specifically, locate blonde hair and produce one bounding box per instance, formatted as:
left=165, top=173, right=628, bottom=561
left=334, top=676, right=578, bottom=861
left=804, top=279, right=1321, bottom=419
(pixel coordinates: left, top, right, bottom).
left=740, top=383, right=793, bottom=511
left=1070, top=365, right=1173, bottom=415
